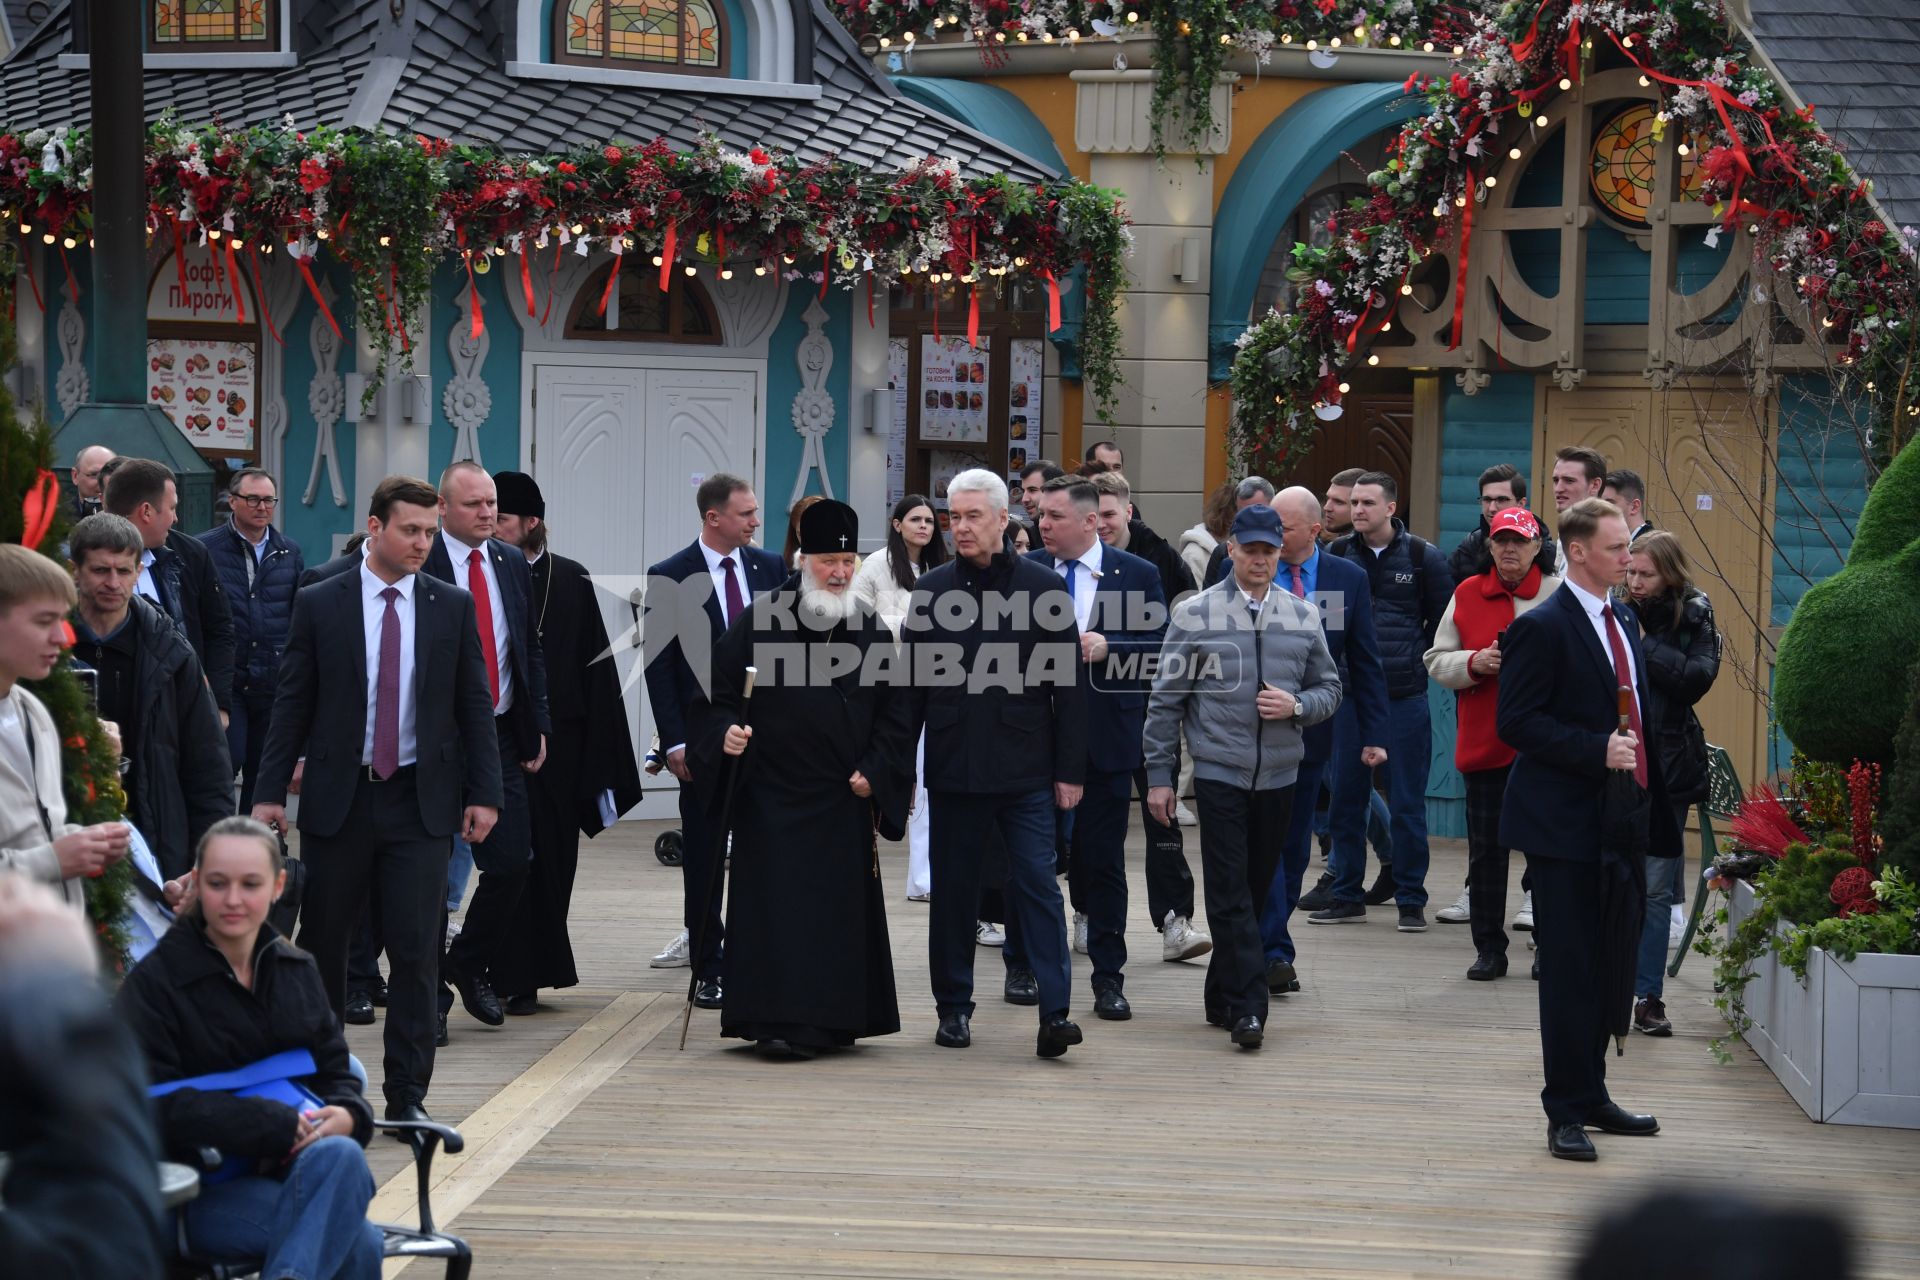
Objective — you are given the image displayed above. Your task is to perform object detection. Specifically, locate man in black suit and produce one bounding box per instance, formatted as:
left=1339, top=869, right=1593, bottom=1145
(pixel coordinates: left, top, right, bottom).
left=903, top=468, right=1087, bottom=1058
left=70, top=443, right=113, bottom=519
left=1028, top=474, right=1166, bottom=1021
left=424, top=461, right=550, bottom=1030
left=103, top=458, right=236, bottom=723
left=253, top=475, right=502, bottom=1126
left=1496, top=496, right=1683, bottom=1161
left=643, top=473, right=786, bottom=1006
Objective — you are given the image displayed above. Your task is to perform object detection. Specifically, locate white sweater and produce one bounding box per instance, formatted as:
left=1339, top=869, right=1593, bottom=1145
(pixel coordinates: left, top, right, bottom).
left=851, top=548, right=920, bottom=641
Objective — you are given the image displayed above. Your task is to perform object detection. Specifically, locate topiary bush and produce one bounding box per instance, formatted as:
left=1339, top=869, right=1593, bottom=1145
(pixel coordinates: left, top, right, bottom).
left=1879, top=663, right=1920, bottom=881
left=1774, top=436, right=1920, bottom=763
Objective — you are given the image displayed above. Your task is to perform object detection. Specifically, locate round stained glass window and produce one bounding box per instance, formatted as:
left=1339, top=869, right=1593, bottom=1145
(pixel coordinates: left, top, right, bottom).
left=1589, top=105, right=1702, bottom=225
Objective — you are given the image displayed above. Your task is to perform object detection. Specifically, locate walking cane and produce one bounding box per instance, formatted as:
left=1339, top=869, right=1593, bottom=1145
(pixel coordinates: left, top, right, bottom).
left=679, top=666, right=757, bottom=1050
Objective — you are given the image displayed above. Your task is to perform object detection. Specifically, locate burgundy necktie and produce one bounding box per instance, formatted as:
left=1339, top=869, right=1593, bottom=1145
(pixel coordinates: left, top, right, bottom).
left=1288, top=563, right=1306, bottom=598
left=469, top=548, right=500, bottom=709
left=720, top=555, right=745, bottom=624
left=1602, top=605, right=1650, bottom=787
left=372, top=586, right=400, bottom=778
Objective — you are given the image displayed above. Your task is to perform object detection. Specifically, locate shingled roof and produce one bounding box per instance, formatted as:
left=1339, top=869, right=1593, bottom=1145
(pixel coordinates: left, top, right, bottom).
left=1747, top=0, right=1920, bottom=238
left=0, top=0, right=1056, bottom=183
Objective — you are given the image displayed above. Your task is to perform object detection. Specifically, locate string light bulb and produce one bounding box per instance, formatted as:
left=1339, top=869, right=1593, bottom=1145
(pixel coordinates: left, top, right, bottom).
left=1337, top=381, right=1352, bottom=394
left=1330, top=37, right=1342, bottom=48
left=903, top=29, right=915, bottom=42
left=571, top=223, right=586, bottom=235
left=1306, top=39, right=1318, bottom=50
left=1281, top=32, right=1292, bottom=43
left=1422, top=41, right=1434, bottom=52
left=208, top=228, right=222, bottom=240
left=1639, top=75, right=1651, bottom=87
left=1676, top=143, right=1690, bottom=156
left=720, top=267, right=733, bottom=280
left=878, top=36, right=890, bottom=47
left=1508, top=147, right=1522, bottom=160
left=40, top=233, right=53, bottom=245
left=1452, top=45, right=1464, bottom=55
left=754, top=264, right=768, bottom=276
left=62, top=236, right=76, bottom=249
left=378, top=235, right=391, bottom=247
left=684, top=265, right=697, bottom=277
left=652, top=255, right=664, bottom=267
left=1367, top=354, right=1381, bottom=365
left=1484, top=175, right=1498, bottom=188
left=1558, top=77, right=1572, bottom=91
left=1354, top=24, right=1366, bottom=39
left=315, top=228, right=329, bottom=240
left=1400, top=283, right=1415, bottom=295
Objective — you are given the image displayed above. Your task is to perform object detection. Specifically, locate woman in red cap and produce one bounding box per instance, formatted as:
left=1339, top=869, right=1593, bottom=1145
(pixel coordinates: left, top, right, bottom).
left=1423, top=507, right=1562, bottom=981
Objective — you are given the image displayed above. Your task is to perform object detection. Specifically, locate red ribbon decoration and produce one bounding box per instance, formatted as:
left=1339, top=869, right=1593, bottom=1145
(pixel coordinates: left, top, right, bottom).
left=223, top=238, right=247, bottom=324
left=464, top=251, right=485, bottom=339
left=1450, top=175, right=1476, bottom=351
left=295, top=251, right=340, bottom=339
left=967, top=284, right=980, bottom=348
left=1042, top=268, right=1062, bottom=332
left=54, top=240, right=78, bottom=305
left=659, top=221, right=677, bottom=293
left=1509, top=0, right=1552, bottom=64
left=246, top=244, right=283, bottom=346
left=20, top=469, right=58, bottom=552
left=597, top=250, right=622, bottom=318
left=1557, top=16, right=1581, bottom=88
left=519, top=247, right=536, bottom=319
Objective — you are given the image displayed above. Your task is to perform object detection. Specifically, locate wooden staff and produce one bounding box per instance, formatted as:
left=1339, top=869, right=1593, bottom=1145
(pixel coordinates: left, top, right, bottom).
left=679, top=666, right=756, bottom=1051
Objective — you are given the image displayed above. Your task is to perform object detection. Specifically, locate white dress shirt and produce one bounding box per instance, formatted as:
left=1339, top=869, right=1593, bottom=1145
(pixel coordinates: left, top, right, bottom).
left=1562, top=575, right=1641, bottom=723
left=441, top=531, right=514, bottom=716
left=135, top=548, right=163, bottom=607
left=360, top=561, right=419, bottom=767
left=700, top=538, right=750, bottom=627
left=1052, top=537, right=1102, bottom=634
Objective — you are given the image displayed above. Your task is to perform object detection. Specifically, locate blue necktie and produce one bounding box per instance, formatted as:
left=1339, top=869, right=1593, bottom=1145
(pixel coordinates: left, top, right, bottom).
left=1062, top=559, right=1077, bottom=601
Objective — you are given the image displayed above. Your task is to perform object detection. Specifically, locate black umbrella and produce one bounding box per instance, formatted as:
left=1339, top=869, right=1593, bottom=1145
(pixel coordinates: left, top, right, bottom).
left=1598, top=686, right=1652, bottom=1055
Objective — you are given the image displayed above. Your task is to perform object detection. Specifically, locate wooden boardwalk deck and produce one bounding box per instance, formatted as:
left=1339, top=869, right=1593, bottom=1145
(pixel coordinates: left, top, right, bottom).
left=345, top=822, right=1920, bottom=1278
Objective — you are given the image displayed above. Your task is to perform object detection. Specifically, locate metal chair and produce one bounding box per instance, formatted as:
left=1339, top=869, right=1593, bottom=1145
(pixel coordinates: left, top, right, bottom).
left=1667, top=744, right=1743, bottom=978
left=170, top=1118, right=471, bottom=1279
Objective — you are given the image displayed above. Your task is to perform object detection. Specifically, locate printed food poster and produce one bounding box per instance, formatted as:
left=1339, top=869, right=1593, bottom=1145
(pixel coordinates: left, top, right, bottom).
left=148, top=337, right=257, bottom=454
left=929, top=449, right=991, bottom=504
left=919, top=336, right=990, bottom=444
left=887, top=338, right=909, bottom=510
left=1008, top=338, right=1044, bottom=479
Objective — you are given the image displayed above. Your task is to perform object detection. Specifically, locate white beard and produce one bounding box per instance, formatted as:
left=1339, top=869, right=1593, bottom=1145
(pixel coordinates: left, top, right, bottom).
left=798, top=583, right=855, bottom=629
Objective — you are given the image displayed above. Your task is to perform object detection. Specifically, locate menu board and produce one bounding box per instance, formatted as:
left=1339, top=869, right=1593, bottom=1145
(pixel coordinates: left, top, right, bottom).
left=919, top=335, right=990, bottom=444
left=1007, top=338, right=1044, bottom=480
left=887, top=338, right=909, bottom=510
left=147, top=337, right=257, bottom=455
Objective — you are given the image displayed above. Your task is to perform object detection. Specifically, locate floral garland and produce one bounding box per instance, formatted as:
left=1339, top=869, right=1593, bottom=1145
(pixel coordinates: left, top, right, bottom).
left=831, top=0, right=1455, bottom=156
left=0, top=120, right=1133, bottom=421
left=1227, top=0, right=1920, bottom=474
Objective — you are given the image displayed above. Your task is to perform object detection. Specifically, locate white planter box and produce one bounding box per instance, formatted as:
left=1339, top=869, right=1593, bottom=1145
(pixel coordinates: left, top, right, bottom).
left=1727, top=880, right=1920, bottom=1129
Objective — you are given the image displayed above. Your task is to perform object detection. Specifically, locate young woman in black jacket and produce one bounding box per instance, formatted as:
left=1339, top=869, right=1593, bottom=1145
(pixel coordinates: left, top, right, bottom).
left=1624, top=532, right=1722, bottom=1037
left=117, top=817, right=382, bottom=1278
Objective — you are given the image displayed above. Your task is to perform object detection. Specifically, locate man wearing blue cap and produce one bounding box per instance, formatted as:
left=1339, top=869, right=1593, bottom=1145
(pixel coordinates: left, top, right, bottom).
left=1144, top=505, right=1342, bottom=1049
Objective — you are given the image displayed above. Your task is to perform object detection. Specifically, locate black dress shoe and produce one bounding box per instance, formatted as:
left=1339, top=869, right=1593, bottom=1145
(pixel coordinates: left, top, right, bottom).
left=1003, top=968, right=1039, bottom=1006
left=435, top=1013, right=449, bottom=1047
left=756, top=1038, right=818, bottom=1060
left=1531, top=957, right=1540, bottom=981
left=385, top=1101, right=433, bottom=1141
left=1264, top=958, right=1298, bottom=993
left=344, top=990, right=376, bottom=1025
left=1229, top=1015, right=1264, bottom=1048
left=1548, top=1123, right=1597, bottom=1161
left=1584, top=1102, right=1659, bottom=1135
left=447, top=968, right=505, bottom=1026
left=1466, top=952, right=1509, bottom=982
left=1297, top=873, right=1335, bottom=913
left=1093, top=988, right=1131, bottom=1021
left=693, top=978, right=723, bottom=1009
left=1036, top=1014, right=1083, bottom=1058
left=935, top=1012, right=971, bottom=1048
left=368, top=983, right=389, bottom=1008
left=1363, top=865, right=1398, bottom=906
left=505, top=993, right=539, bottom=1017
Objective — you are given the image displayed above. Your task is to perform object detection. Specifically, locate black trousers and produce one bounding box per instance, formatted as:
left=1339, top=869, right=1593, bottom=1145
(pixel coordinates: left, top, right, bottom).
left=1194, top=778, right=1293, bottom=1023
left=1525, top=853, right=1614, bottom=1126
left=1068, top=770, right=1132, bottom=992
left=1463, top=765, right=1513, bottom=958
left=679, top=776, right=724, bottom=982
left=1135, top=735, right=1195, bottom=928
left=297, top=770, right=448, bottom=1108
left=928, top=789, right=1071, bottom=1021
left=227, top=686, right=276, bottom=814
left=443, top=716, right=532, bottom=989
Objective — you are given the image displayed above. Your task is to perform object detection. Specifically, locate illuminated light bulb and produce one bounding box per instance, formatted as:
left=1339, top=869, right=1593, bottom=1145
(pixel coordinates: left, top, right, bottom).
left=16, top=222, right=28, bottom=235
left=1220, top=32, right=1231, bottom=44
left=1748, top=224, right=1759, bottom=235
left=1126, top=9, right=1138, bottom=20
left=878, top=35, right=890, bottom=47
left=1014, top=256, right=1028, bottom=267
left=1455, top=195, right=1467, bottom=207
left=1390, top=34, right=1402, bottom=47
left=230, top=238, right=244, bottom=250
left=41, top=233, right=53, bottom=245
left=1330, top=37, right=1342, bottom=48
left=1400, top=283, right=1414, bottom=295
left=652, top=255, right=664, bottom=267
left=208, top=228, right=222, bottom=240
left=720, top=267, right=733, bottom=280
left=903, top=29, right=915, bottom=42
left=1452, top=45, right=1464, bottom=56
left=1014, top=30, right=1025, bottom=40
left=1534, top=114, right=1548, bottom=127
left=1040, top=30, right=1053, bottom=41
left=379, top=235, right=391, bottom=247
left=1484, top=175, right=1498, bottom=188
left=1509, top=147, right=1522, bottom=160
left=262, top=243, right=273, bottom=255
left=1281, top=32, right=1292, bottom=43
left=1337, top=381, right=1352, bottom=394
left=1639, top=75, right=1651, bottom=87
left=62, top=236, right=76, bottom=249
left=1821, top=316, right=1835, bottom=328
left=1355, top=25, right=1366, bottom=38
left=1558, top=77, right=1572, bottom=90
left=1676, top=143, right=1690, bottom=156
left=315, top=228, right=329, bottom=240
left=493, top=245, right=506, bottom=256
left=1623, top=35, right=1634, bottom=48
left=1867, top=381, right=1877, bottom=391
left=571, top=223, right=586, bottom=235
left=1275, top=395, right=1285, bottom=405
left=1433, top=205, right=1446, bottom=217
left=754, top=264, right=767, bottom=276
left=1656, top=111, right=1669, bottom=122
left=684, top=265, right=697, bottom=277
left=1066, top=28, right=1079, bottom=40
left=1380, top=321, right=1392, bottom=332
left=1367, top=354, right=1380, bottom=365
left=1306, top=39, right=1318, bottom=50
left=782, top=253, right=796, bottom=264
left=1422, top=41, right=1434, bottom=52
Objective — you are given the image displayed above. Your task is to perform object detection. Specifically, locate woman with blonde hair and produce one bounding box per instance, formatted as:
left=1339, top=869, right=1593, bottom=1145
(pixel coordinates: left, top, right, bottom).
left=1178, top=481, right=1237, bottom=588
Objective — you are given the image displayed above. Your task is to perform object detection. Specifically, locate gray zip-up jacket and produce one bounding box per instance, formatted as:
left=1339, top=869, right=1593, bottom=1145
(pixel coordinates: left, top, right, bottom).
left=1144, top=578, right=1343, bottom=793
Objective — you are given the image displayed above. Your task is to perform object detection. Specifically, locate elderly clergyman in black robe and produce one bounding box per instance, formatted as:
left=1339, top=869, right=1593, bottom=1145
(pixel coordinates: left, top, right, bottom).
left=691, top=499, right=914, bottom=1059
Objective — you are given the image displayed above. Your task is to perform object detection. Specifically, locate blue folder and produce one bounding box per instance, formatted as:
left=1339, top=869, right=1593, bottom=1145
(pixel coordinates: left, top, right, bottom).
left=149, top=1049, right=326, bottom=1184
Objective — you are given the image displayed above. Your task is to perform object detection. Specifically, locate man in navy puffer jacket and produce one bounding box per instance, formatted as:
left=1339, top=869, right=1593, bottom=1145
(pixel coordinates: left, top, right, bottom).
left=200, top=468, right=305, bottom=810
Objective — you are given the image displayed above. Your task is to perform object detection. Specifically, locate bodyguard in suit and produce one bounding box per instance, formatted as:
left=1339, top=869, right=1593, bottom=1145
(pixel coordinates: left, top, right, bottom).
left=425, top=462, right=551, bottom=1029
left=1029, top=475, right=1165, bottom=1020
left=1257, top=487, right=1388, bottom=989
left=253, top=475, right=503, bottom=1126
left=1496, top=497, right=1682, bottom=1161
left=642, top=473, right=786, bottom=1005
left=904, top=469, right=1088, bottom=1058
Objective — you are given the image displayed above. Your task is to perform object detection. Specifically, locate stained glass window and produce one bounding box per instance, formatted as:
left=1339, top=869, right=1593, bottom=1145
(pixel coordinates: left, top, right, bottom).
left=560, top=0, right=725, bottom=72
left=565, top=266, right=720, bottom=343
left=150, top=0, right=274, bottom=49
left=1589, top=105, right=1705, bottom=226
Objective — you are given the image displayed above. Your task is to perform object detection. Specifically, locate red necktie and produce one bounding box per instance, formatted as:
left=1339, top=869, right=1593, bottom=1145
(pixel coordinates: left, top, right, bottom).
left=372, top=586, right=401, bottom=778
left=720, top=555, right=745, bottom=624
left=1602, top=605, right=1649, bottom=787
left=468, top=548, right=500, bottom=710
left=1288, top=563, right=1306, bottom=598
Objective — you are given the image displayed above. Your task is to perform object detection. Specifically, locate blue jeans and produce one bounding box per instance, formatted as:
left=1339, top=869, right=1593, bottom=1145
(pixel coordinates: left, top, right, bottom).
left=1636, top=846, right=1688, bottom=999
left=183, top=1135, right=382, bottom=1280
left=1321, top=702, right=1394, bottom=871
left=1329, top=694, right=1432, bottom=907
left=1260, top=758, right=1325, bottom=964
left=446, top=837, right=475, bottom=913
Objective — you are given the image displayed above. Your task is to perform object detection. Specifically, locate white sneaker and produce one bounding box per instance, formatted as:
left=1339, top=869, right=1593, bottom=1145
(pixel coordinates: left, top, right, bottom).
left=1512, top=891, right=1534, bottom=931
left=1175, top=801, right=1198, bottom=828
left=649, top=928, right=691, bottom=969
left=1162, top=911, right=1213, bottom=962
left=1435, top=887, right=1472, bottom=923
left=1669, top=904, right=1688, bottom=948
left=444, top=919, right=462, bottom=948
left=1072, top=912, right=1089, bottom=955
left=975, top=920, right=1006, bottom=948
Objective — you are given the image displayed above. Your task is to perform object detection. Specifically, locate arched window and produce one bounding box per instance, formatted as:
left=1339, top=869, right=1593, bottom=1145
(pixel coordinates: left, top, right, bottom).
left=557, top=0, right=725, bottom=73
left=565, top=265, right=721, bottom=343
left=149, top=0, right=276, bottom=51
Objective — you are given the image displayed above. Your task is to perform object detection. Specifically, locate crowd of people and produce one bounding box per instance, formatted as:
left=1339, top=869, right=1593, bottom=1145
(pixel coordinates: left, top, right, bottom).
left=0, top=431, right=1729, bottom=1271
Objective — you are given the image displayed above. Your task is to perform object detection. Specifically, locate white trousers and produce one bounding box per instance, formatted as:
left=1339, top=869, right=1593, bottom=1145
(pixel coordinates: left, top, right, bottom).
left=906, top=729, right=932, bottom=898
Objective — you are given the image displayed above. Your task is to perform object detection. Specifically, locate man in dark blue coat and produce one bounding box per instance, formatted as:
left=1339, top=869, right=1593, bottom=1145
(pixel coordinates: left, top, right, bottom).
left=1497, top=497, right=1682, bottom=1161
left=904, top=468, right=1087, bottom=1058
left=642, top=473, right=786, bottom=1007
left=424, top=461, right=550, bottom=1031
left=1027, top=475, right=1166, bottom=1021
left=1258, top=486, right=1387, bottom=987
left=199, top=468, right=304, bottom=812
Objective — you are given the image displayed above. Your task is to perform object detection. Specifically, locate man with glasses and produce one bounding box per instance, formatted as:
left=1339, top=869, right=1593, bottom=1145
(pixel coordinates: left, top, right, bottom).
left=71, top=444, right=114, bottom=518
left=1446, top=464, right=1559, bottom=584
left=201, top=468, right=304, bottom=810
